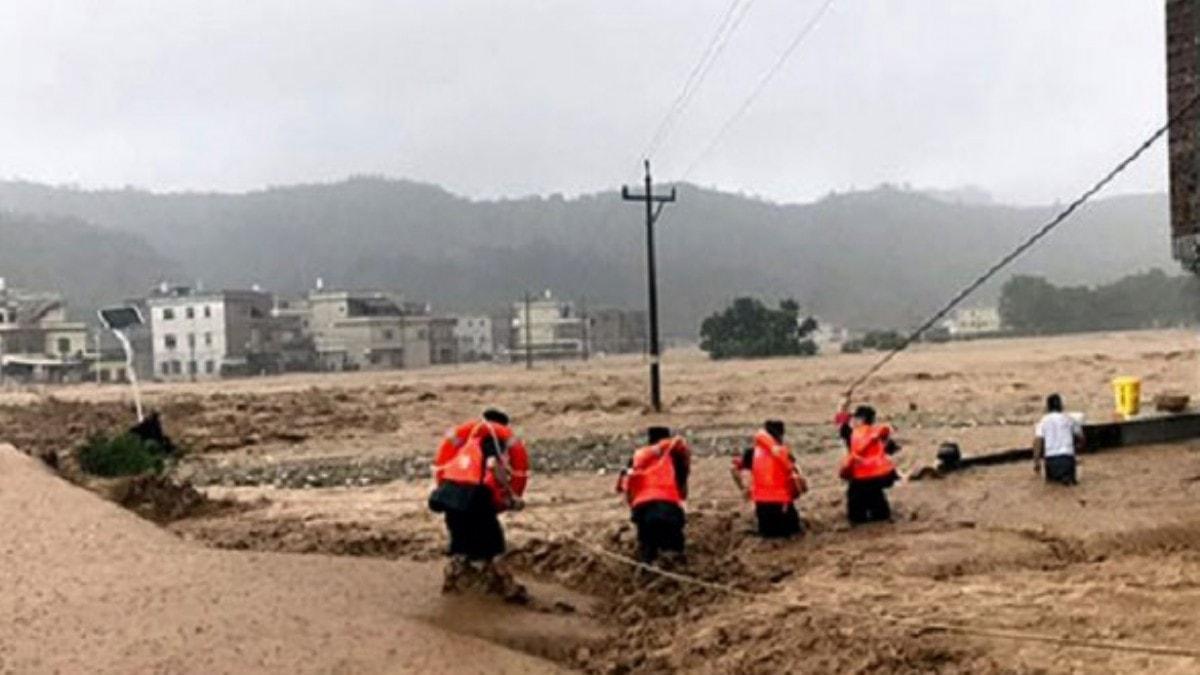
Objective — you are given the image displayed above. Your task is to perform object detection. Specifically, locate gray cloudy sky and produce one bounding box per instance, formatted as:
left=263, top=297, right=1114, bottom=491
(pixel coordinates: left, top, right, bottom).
left=0, top=1, right=1166, bottom=205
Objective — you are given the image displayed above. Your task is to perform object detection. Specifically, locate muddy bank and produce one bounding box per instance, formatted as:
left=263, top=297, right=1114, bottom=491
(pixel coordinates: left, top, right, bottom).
left=0, top=444, right=585, bottom=673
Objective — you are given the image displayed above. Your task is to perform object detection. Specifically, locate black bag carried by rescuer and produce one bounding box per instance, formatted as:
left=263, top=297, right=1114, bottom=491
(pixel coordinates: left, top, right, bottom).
left=428, top=482, right=475, bottom=514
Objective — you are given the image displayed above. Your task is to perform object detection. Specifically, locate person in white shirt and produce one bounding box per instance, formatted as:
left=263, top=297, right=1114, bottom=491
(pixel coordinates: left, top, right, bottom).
left=1033, top=393, right=1084, bottom=485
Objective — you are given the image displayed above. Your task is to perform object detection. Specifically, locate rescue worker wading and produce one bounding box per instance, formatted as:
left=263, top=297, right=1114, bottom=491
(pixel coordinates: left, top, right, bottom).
left=835, top=403, right=899, bottom=524
left=617, top=426, right=690, bottom=564
left=428, top=408, right=529, bottom=601
left=731, top=420, right=808, bottom=538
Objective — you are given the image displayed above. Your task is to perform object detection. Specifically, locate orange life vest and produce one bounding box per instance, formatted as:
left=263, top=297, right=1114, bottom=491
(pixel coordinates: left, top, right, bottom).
left=750, top=430, right=799, bottom=504
left=440, top=437, right=487, bottom=484
left=434, top=419, right=529, bottom=512
left=624, top=437, right=687, bottom=508
left=840, top=424, right=896, bottom=481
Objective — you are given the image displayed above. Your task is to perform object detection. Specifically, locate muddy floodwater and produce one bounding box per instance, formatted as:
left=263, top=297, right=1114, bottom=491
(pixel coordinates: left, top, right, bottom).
left=2, top=329, right=1199, bottom=672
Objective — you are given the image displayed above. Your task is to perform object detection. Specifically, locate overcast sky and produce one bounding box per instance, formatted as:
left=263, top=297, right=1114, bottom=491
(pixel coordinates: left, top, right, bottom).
left=0, top=1, right=1167, bottom=205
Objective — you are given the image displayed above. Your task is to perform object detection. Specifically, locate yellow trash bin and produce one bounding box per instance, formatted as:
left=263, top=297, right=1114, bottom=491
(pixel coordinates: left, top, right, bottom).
left=1112, top=376, right=1141, bottom=418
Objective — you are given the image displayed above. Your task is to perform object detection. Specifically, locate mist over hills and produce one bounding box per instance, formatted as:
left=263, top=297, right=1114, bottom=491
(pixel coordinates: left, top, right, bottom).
left=0, top=178, right=1174, bottom=334
left=0, top=211, right=173, bottom=315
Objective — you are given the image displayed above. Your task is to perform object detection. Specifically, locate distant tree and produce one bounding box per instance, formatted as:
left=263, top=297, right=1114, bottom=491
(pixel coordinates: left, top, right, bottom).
left=699, top=297, right=817, bottom=360
left=998, top=275, right=1064, bottom=334
left=999, top=270, right=1200, bottom=335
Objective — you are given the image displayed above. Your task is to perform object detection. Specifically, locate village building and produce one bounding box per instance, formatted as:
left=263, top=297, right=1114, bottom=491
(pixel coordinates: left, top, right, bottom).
left=145, top=285, right=276, bottom=381
left=0, top=278, right=89, bottom=383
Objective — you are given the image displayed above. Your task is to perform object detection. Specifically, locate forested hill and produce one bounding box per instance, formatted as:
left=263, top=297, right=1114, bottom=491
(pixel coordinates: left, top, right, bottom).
left=0, top=178, right=1174, bottom=332
left=0, top=211, right=174, bottom=316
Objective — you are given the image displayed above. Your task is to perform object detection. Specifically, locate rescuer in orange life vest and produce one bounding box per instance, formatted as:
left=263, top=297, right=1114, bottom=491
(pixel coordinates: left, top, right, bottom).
left=428, top=408, right=530, bottom=601
left=835, top=402, right=900, bottom=524
left=730, top=420, right=808, bottom=538
left=616, top=426, right=691, bottom=564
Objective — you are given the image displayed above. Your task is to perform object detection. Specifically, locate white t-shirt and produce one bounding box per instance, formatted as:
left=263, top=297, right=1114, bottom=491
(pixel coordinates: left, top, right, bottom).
left=1035, top=412, right=1081, bottom=458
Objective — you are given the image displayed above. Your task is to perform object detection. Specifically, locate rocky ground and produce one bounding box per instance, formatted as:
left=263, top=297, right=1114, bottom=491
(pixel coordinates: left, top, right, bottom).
left=2, top=329, right=1200, bottom=672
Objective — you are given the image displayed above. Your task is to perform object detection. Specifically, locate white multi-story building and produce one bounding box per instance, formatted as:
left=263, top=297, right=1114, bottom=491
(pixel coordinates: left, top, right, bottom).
left=944, top=307, right=1003, bottom=337
left=146, top=286, right=274, bottom=381
left=510, top=291, right=585, bottom=361
left=454, top=315, right=494, bottom=362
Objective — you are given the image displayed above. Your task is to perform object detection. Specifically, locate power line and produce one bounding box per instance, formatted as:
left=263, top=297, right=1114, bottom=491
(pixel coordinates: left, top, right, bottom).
left=642, top=0, right=758, bottom=162
left=680, top=0, right=837, bottom=181
left=843, top=91, right=1200, bottom=399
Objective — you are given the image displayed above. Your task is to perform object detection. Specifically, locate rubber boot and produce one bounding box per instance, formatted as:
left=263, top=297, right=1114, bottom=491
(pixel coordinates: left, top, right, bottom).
left=486, top=563, right=529, bottom=604
left=442, top=556, right=467, bottom=594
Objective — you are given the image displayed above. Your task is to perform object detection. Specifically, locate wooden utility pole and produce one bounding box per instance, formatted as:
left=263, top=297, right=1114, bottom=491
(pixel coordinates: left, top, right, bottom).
left=622, top=160, right=676, bottom=412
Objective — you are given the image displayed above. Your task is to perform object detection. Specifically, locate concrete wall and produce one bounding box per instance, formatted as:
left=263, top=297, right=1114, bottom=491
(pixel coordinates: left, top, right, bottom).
left=589, top=308, right=647, bottom=355
left=454, top=315, right=494, bottom=361
left=1168, top=0, right=1200, bottom=270
left=315, top=317, right=430, bottom=371
left=43, top=324, right=88, bottom=358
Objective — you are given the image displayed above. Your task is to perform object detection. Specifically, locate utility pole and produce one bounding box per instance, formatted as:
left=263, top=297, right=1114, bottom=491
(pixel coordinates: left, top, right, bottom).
left=523, top=291, right=533, bottom=370
left=622, top=159, right=676, bottom=412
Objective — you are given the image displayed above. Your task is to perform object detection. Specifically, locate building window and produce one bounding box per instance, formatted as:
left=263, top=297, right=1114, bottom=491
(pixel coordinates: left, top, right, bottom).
left=56, top=338, right=71, bottom=354
left=164, top=334, right=177, bottom=350
left=205, top=360, right=215, bottom=374
left=418, top=329, right=427, bottom=340
left=163, top=308, right=175, bottom=320
left=172, top=360, right=182, bottom=374
left=187, top=333, right=196, bottom=348
left=186, top=306, right=195, bottom=319
left=204, top=332, right=213, bottom=346
left=383, top=329, right=395, bottom=341
left=203, top=305, right=212, bottom=318
left=188, top=361, right=197, bottom=375
left=161, top=362, right=170, bottom=376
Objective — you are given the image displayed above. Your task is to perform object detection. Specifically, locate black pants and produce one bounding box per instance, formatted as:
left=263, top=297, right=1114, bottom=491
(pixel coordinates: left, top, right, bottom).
left=1044, top=455, right=1077, bottom=485
left=631, top=501, right=686, bottom=563
left=442, top=484, right=506, bottom=561
left=847, top=476, right=893, bottom=524
left=755, top=502, right=802, bottom=538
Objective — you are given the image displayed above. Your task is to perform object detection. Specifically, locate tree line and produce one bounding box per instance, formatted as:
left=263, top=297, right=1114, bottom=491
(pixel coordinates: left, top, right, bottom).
left=998, top=269, right=1200, bottom=335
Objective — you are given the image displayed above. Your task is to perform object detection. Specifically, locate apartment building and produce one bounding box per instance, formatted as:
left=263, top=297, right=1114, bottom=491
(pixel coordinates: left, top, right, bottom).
left=307, top=290, right=431, bottom=371
left=146, top=286, right=274, bottom=381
